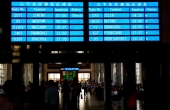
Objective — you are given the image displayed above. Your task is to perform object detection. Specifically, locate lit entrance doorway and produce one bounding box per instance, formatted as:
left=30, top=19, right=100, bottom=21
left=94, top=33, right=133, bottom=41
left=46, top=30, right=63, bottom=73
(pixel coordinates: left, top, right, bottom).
left=48, top=73, right=60, bottom=82
left=78, top=73, right=90, bottom=83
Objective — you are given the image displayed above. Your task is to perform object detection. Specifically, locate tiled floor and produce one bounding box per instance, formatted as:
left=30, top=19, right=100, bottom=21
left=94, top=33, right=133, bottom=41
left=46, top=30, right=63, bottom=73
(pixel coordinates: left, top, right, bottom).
left=25, top=89, right=144, bottom=110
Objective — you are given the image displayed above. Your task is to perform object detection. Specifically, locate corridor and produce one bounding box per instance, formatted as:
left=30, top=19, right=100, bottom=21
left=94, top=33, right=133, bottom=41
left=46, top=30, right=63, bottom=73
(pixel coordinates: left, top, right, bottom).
left=25, top=89, right=144, bottom=110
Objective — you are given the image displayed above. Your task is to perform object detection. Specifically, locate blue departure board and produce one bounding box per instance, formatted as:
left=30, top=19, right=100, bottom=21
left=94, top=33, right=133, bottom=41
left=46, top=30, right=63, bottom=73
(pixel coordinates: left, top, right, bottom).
left=11, top=2, right=84, bottom=42
left=88, top=2, right=160, bottom=41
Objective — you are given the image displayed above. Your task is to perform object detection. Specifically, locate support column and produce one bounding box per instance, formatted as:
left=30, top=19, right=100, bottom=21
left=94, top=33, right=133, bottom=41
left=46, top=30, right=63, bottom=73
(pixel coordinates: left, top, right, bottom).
left=97, top=63, right=100, bottom=82
left=144, top=62, right=161, bottom=110
left=12, top=63, right=23, bottom=84
left=24, top=64, right=28, bottom=86
left=33, top=63, right=39, bottom=87
left=39, top=63, right=42, bottom=85
left=111, top=63, right=113, bottom=81
left=4, top=64, right=7, bottom=82
left=91, top=63, right=95, bottom=81
left=123, top=62, right=136, bottom=110
left=100, top=63, right=104, bottom=82
left=100, top=63, right=106, bottom=104
left=104, top=62, right=112, bottom=110
left=116, top=63, right=122, bottom=86
left=98, top=63, right=101, bottom=83
left=139, top=63, right=142, bottom=85
left=28, top=64, right=33, bottom=82
left=161, top=63, right=170, bottom=109
left=6, top=64, right=11, bottom=80
left=121, top=63, right=123, bottom=85
left=94, top=63, right=97, bottom=82
left=141, top=63, right=146, bottom=96
left=42, top=64, right=46, bottom=81
left=32, top=45, right=39, bottom=87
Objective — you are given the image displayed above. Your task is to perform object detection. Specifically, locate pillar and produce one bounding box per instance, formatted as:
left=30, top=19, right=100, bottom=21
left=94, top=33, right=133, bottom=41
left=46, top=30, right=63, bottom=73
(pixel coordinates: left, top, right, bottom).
left=95, top=63, right=99, bottom=83
left=24, top=64, right=28, bottom=85
left=111, top=63, right=113, bottom=81
left=139, top=63, right=142, bottom=85
left=91, top=63, right=95, bottom=81
left=12, top=63, right=23, bottom=84
left=141, top=62, right=146, bottom=95
left=97, top=63, right=101, bottom=83
left=31, top=45, right=39, bottom=87
left=100, top=63, right=104, bottom=82
left=161, top=63, right=170, bottom=109
left=135, top=63, right=142, bottom=84
left=33, top=63, right=39, bottom=87
left=97, top=63, right=100, bottom=82
left=121, top=63, right=123, bottom=85
left=7, top=63, right=11, bottom=80
left=39, top=63, right=42, bottom=86
left=28, top=64, right=33, bottom=82
left=144, top=62, right=161, bottom=110
left=104, top=62, right=112, bottom=110
left=4, top=64, right=7, bottom=82
left=102, top=63, right=106, bottom=103
left=42, top=64, right=46, bottom=81
left=123, top=62, right=136, bottom=110
left=116, top=63, right=122, bottom=86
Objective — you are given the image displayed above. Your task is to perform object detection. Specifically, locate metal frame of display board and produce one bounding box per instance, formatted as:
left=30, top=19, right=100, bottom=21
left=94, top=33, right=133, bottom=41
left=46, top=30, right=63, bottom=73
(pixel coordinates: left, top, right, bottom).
left=1, top=43, right=170, bottom=63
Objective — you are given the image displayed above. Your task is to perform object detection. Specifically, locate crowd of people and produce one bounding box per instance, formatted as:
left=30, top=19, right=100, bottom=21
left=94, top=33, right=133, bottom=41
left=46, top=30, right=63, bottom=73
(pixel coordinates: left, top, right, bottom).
left=0, top=78, right=145, bottom=110
left=110, top=82, right=144, bottom=100
left=0, top=77, right=84, bottom=110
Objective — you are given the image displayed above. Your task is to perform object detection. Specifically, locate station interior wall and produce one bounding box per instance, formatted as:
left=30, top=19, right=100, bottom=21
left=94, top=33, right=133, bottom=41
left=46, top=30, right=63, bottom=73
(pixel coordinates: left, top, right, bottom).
left=0, top=63, right=142, bottom=86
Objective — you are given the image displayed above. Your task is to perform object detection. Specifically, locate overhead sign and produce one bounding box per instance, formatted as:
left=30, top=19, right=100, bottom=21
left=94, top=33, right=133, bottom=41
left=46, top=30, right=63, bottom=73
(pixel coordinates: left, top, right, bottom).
left=11, top=2, right=84, bottom=42
left=88, top=2, right=160, bottom=41
left=61, top=68, right=79, bottom=70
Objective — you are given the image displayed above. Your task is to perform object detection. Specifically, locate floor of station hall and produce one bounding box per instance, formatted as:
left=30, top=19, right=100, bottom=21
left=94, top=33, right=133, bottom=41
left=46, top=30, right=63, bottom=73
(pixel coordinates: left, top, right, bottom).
left=25, top=89, right=144, bottom=110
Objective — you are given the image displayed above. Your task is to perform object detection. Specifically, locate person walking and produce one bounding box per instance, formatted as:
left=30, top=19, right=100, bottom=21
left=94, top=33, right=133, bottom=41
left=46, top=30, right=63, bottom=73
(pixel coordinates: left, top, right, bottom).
left=61, top=81, right=71, bottom=110
left=83, top=82, right=87, bottom=96
left=71, top=77, right=79, bottom=110
left=45, top=80, right=59, bottom=110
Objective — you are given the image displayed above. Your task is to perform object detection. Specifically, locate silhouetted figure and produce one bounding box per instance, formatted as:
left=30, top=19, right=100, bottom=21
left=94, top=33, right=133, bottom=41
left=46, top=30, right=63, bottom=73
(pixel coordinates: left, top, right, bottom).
left=55, top=82, right=59, bottom=90
left=1, top=80, right=17, bottom=110
left=39, top=80, right=47, bottom=110
left=61, top=81, right=71, bottom=110
left=71, top=77, right=79, bottom=110
left=77, top=82, right=82, bottom=102
left=83, top=82, right=87, bottom=96
left=26, top=81, right=31, bottom=92
left=45, top=80, right=59, bottom=110
left=54, top=81, right=59, bottom=106
left=29, top=83, right=39, bottom=110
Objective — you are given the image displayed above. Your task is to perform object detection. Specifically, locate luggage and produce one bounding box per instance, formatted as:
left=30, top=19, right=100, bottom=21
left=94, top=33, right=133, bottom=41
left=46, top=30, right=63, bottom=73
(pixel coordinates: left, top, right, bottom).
left=81, top=94, right=83, bottom=99
left=91, top=88, right=95, bottom=94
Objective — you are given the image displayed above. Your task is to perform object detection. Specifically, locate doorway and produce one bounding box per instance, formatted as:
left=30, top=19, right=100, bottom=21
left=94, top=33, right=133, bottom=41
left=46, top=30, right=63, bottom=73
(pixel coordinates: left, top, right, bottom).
left=47, top=73, right=60, bottom=82
left=78, top=73, right=90, bottom=83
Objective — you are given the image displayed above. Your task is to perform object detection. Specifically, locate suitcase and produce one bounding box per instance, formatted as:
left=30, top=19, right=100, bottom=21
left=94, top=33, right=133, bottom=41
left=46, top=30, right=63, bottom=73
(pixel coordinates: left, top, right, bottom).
left=81, top=94, right=83, bottom=99
left=91, top=88, right=95, bottom=94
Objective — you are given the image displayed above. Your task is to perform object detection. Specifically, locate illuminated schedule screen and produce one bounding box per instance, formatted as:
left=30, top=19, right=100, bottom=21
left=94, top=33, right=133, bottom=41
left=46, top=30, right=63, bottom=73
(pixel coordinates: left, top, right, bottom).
left=11, top=2, right=84, bottom=42
left=88, top=2, right=160, bottom=41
